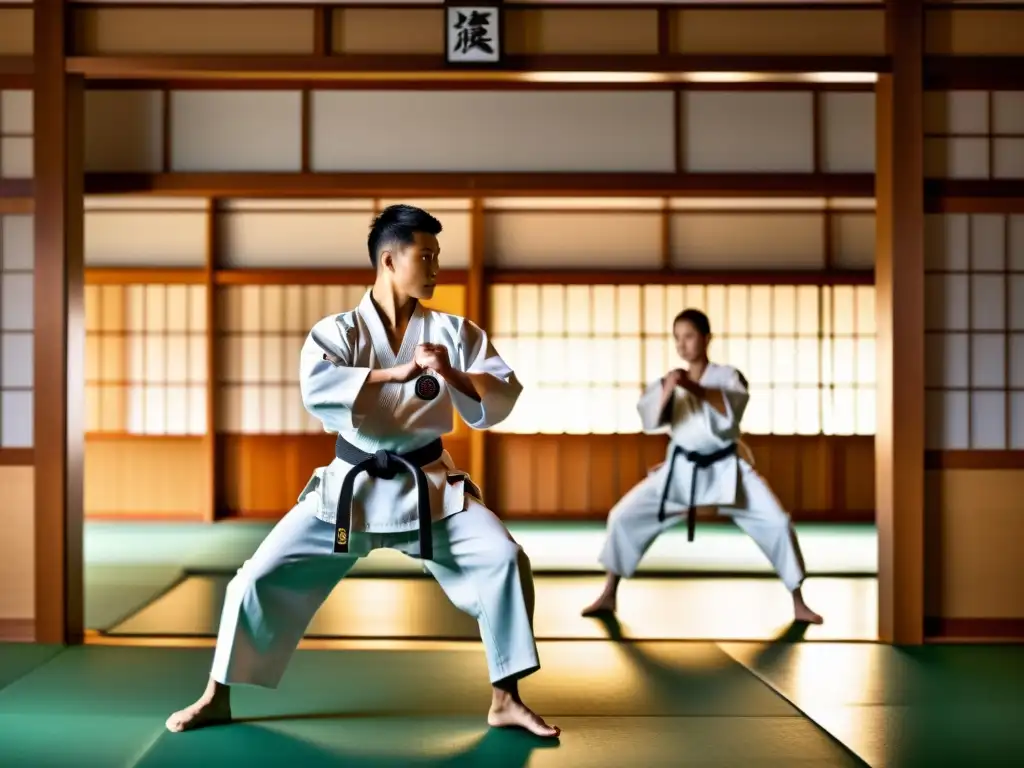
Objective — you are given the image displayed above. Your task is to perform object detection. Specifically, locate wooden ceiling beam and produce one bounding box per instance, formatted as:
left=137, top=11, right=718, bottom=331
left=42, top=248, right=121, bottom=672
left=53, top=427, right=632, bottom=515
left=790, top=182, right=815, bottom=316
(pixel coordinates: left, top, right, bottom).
left=64, top=54, right=888, bottom=80
left=924, top=56, right=1024, bottom=90
left=7, top=175, right=1023, bottom=207
left=10, top=54, right=1024, bottom=89
left=82, top=172, right=876, bottom=197
left=0, top=56, right=33, bottom=77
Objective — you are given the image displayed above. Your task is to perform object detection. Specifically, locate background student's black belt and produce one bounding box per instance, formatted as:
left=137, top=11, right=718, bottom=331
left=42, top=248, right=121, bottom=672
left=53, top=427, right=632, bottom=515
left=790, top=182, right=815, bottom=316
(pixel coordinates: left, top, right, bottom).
left=656, top=443, right=738, bottom=542
left=333, top=436, right=443, bottom=560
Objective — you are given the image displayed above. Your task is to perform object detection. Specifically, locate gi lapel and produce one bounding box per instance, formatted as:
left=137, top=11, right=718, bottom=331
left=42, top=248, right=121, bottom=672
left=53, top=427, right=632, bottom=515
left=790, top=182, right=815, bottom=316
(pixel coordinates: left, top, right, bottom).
left=356, top=290, right=424, bottom=414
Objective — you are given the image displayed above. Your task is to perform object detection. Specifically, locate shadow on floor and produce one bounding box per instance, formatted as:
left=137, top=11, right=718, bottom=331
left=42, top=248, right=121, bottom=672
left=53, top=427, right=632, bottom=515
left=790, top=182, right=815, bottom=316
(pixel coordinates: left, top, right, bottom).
left=138, top=720, right=558, bottom=768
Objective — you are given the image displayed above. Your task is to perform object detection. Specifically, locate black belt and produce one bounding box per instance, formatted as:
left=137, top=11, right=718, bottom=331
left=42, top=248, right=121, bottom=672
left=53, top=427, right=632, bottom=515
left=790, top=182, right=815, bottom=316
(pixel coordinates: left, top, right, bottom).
left=657, top=443, right=738, bottom=542
left=333, top=436, right=444, bottom=561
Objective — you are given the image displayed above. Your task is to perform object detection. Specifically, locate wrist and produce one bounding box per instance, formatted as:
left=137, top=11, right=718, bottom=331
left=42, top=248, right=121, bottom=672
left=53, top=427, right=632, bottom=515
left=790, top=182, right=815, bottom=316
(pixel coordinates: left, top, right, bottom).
left=436, top=361, right=455, bottom=378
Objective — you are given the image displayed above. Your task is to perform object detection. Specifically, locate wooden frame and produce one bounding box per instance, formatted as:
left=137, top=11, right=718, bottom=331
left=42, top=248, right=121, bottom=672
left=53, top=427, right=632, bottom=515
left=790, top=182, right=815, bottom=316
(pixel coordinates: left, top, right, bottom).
left=5, top=56, right=1023, bottom=91
left=874, top=0, right=924, bottom=645
left=63, top=55, right=890, bottom=79
left=0, top=448, right=33, bottom=465
left=57, top=0, right=890, bottom=81
left=925, top=57, right=1024, bottom=90
left=0, top=180, right=32, bottom=198
left=489, top=433, right=876, bottom=523
left=32, top=0, right=86, bottom=645
left=925, top=451, right=1024, bottom=470
left=79, top=202, right=878, bottom=523
left=80, top=173, right=878, bottom=197
left=923, top=212, right=1022, bottom=455
left=81, top=79, right=877, bottom=92
left=923, top=91, right=1024, bottom=184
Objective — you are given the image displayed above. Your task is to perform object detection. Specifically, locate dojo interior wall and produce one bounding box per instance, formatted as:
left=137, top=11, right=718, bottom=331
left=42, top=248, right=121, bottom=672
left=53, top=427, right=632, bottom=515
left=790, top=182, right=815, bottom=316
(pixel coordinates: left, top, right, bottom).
left=0, top=86, right=34, bottom=626
left=63, top=3, right=887, bottom=58
left=3, top=0, right=1024, bottom=638
left=75, top=81, right=879, bottom=524
left=483, top=197, right=877, bottom=520
left=923, top=89, right=1024, bottom=628
left=38, top=1, right=1024, bottom=61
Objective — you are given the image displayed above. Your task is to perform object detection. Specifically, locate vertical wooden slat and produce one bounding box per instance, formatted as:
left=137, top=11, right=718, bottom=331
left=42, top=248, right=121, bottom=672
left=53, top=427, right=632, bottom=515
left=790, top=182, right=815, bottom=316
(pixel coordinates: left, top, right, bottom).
left=1005, top=215, right=1012, bottom=451
left=673, top=89, right=684, bottom=174
left=468, top=198, right=487, bottom=491
left=669, top=0, right=682, bottom=176
left=161, top=89, right=171, bottom=172
left=986, top=91, right=994, bottom=180
left=314, top=6, right=333, bottom=56
left=875, top=0, right=925, bottom=645
left=300, top=90, right=312, bottom=173
left=34, top=0, right=86, bottom=645
left=823, top=207, right=834, bottom=271
left=660, top=198, right=672, bottom=271
left=657, top=7, right=671, bottom=56
left=965, top=215, right=973, bottom=443
left=812, top=90, right=822, bottom=175
left=205, top=198, right=218, bottom=521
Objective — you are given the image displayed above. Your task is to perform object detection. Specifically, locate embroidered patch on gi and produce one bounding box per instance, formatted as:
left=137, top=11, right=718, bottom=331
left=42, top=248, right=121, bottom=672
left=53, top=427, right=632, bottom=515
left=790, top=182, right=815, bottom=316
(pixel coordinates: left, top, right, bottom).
left=414, top=374, right=441, bottom=401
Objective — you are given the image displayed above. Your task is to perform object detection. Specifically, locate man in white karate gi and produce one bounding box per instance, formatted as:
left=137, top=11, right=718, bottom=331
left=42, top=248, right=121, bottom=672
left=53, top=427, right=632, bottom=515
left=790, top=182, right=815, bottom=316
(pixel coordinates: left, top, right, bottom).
left=166, top=204, right=559, bottom=738
left=582, top=308, right=823, bottom=625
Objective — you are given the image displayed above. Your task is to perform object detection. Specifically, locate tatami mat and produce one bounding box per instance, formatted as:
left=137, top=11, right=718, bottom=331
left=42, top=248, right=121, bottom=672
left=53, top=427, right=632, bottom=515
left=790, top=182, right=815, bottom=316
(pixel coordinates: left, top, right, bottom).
left=721, top=642, right=1024, bottom=767
left=5, top=640, right=1019, bottom=766
left=106, top=574, right=878, bottom=641
left=85, top=520, right=878, bottom=576
left=0, top=642, right=864, bottom=767
left=0, top=644, right=62, bottom=694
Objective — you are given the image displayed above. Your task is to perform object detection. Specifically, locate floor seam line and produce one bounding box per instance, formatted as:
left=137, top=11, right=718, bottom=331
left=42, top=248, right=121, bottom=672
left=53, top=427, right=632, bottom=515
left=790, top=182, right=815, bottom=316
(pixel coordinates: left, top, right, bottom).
left=716, top=643, right=873, bottom=768
left=0, top=647, right=71, bottom=695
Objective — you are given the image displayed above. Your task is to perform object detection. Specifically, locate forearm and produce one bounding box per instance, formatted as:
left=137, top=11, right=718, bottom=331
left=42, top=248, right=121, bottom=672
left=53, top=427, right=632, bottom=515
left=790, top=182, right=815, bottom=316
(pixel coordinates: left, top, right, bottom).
left=678, top=379, right=727, bottom=416
left=319, top=354, right=407, bottom=386
left=438, top=365, right=482, bottom=402
left=366, top=366, right=407, bottom=385
left=658, top=379, right=676, bottom=424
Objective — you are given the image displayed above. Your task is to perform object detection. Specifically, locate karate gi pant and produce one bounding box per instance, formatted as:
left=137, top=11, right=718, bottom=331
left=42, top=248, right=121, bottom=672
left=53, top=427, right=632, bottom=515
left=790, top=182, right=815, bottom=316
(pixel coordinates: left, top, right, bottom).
left=210, top=494, right=540, bottom=689
left=598, top=460, right=806, bottom=592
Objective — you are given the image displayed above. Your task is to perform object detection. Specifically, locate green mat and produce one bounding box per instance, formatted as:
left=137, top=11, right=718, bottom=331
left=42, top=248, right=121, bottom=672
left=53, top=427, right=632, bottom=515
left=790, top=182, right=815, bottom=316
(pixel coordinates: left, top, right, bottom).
left=0, top=644, right=62, bottom=693
left=107, top=574, right=878, bottom=641
left=134, top=716, right=862, bottom=768
left=85, top=565, right=185, bottom=631
left=83, top=520, right=877, bottom=636
left=0, top=643, right=796, bottom=719
left=722, top=642, right=1024, bottom=767
left=0, top=643, right=864, bottom=767
left=5, top=642, right=1021, bottom=767
left=84, top=520, right=878, bottom=575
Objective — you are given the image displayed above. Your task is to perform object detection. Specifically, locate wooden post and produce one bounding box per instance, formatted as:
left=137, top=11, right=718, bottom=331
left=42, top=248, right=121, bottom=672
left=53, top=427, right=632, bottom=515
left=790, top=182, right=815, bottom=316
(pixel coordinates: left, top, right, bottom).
left=33, top=0, right=86, bottom=645
left=468, top=198, right=487, bottom=491
left=875, top=0, right=925, bottom=645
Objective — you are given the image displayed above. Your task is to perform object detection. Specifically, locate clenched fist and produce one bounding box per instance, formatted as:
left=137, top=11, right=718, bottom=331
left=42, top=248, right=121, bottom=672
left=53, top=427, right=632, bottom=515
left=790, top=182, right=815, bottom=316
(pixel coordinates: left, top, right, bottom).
left=663, top=368, right=687, bottom=387
left=414, top=343, right=452, bottom=374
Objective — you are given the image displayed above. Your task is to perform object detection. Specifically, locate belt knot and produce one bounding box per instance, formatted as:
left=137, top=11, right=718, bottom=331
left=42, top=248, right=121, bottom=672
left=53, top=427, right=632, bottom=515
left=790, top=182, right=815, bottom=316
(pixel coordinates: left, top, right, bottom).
left=371, top=450, right=397, bottom=479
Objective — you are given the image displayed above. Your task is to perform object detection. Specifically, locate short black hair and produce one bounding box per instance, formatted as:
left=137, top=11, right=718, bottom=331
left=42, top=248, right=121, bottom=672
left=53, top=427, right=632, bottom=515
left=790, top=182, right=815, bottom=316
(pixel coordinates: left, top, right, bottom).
left=367, top=204, right=443, bottom=269
left=673, top=308, right=711, bottom=336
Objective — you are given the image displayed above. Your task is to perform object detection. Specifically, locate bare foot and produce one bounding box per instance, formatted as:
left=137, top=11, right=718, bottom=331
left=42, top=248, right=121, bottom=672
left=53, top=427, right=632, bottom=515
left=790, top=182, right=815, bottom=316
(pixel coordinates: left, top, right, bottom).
left=794, top=604, right=824, bottom=624
left=581, top=595, right=616, bottom=617
left=488, top=690, right=560, bottom=738
left=792, top=590, right=824, bottom=625
left=165, top=692, right=232, bottom=733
